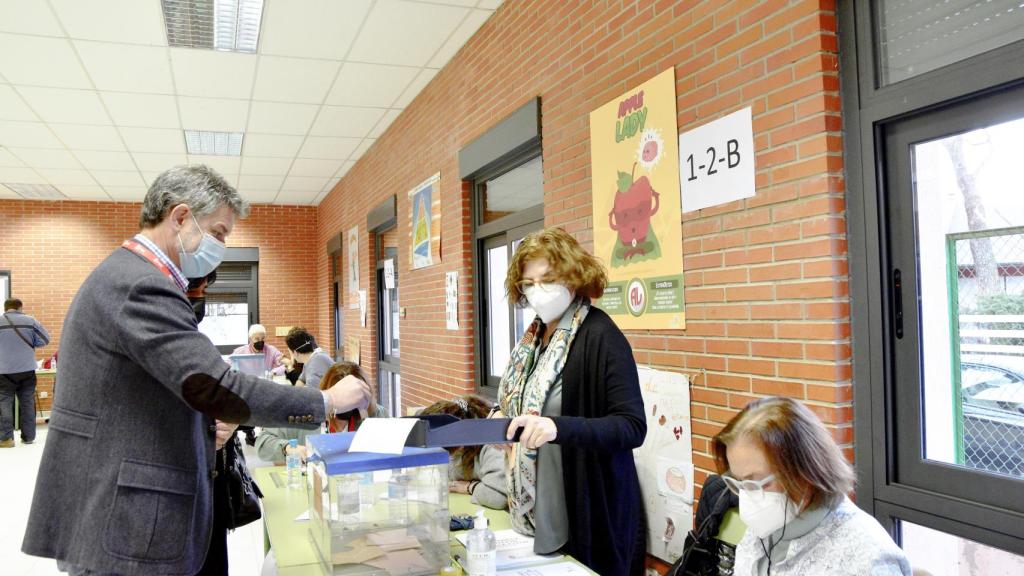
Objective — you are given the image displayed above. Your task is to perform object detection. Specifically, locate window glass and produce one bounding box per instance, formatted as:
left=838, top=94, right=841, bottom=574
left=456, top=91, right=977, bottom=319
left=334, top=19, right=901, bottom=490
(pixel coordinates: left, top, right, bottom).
left=199, top=293, right=248, bottom=349
left=901, top=520, right=1024, bottom=573
left=487, top=244, right=511, bottom=378
left=481, top=156, right=543, bottom=224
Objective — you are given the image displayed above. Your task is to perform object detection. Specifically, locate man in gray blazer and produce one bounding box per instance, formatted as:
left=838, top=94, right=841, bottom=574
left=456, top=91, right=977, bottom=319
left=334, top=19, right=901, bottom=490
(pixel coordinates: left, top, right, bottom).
left=21, top=165, right=371, bottom=575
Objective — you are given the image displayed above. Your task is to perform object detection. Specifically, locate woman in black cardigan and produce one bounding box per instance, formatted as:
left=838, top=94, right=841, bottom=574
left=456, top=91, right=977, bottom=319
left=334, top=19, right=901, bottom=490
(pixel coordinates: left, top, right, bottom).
left=498, top=227, right=647, bottom=575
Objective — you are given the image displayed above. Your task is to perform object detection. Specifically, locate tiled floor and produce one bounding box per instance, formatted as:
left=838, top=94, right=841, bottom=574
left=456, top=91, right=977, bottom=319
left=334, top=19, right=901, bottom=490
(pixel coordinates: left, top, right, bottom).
left=1, top=424, right=268, bottom=576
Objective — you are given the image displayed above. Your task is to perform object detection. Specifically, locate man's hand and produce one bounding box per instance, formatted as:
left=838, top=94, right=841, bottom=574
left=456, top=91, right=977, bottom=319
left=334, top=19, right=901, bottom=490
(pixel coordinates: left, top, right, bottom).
left=507, top=414, right=557, bottom=450
left=214, top=420, right=239, bottom=450
left=325, top=374, right=372, bottom=414
left=285, top=443, right=309, bottom=462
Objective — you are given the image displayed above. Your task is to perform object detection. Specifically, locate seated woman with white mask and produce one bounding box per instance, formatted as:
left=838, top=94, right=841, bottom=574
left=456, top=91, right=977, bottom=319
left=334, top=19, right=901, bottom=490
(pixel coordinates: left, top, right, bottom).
left=713, top=397, right=911, bottom=576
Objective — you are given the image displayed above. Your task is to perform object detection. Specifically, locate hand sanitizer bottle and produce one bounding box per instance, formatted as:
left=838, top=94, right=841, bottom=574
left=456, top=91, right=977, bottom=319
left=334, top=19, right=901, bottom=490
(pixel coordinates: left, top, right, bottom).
left=286, top=439, right=302, bottom=489
left=465, top=509, right=496, bottom=576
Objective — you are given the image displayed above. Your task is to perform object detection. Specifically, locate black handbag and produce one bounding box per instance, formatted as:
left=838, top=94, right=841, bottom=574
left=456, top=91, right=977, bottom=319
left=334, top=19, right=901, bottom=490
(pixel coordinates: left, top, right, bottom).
left=221, top=435, right=263, bottom=530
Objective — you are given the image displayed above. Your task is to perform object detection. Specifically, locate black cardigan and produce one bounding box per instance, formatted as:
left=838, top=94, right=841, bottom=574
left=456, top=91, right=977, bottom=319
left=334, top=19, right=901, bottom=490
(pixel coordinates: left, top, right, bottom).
left=550, top=306, right=648, bottom=575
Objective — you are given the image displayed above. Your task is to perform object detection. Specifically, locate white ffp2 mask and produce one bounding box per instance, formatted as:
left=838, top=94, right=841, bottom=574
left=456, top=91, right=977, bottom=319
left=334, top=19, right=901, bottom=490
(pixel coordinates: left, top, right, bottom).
left=523, top=284, right=574, bottom=324
left=739, top=489, right=797, bottom=539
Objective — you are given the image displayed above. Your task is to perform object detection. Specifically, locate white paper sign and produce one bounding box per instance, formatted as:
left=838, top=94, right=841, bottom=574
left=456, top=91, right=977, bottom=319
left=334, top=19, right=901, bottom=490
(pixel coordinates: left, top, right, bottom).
left=679, top=106, right=754, bottom=212
left=445, top=271, right=459, bottom=330
left=348, top=226, right=360, bottom=307
left=349, top=418, right=419, bottom=454
left=383, top=258, right=395, bottom=290
left=358, top=290, right=367, bottom=328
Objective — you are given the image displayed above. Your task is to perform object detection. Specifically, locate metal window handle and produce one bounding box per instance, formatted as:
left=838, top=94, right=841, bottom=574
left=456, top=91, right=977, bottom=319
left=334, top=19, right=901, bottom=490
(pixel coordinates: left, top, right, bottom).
left=893, top=268, right=904, bottom=339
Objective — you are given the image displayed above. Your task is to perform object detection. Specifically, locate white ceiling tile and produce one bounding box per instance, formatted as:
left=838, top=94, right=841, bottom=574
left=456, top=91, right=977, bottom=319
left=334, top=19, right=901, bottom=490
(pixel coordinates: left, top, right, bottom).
left=132, top=153, right=187, bottom=172
left=410, top=0, right=477, bottom=5
left=281, top=175, right=329, bottom=191
left=247, top=102, right=319, bottom=135
left=102, top=93, right=180, bottom=128
left=170, top=49, right=258, bottom=100
left=311, top=190, right=327, bottom=204
left=289, top=158, right=342, bottom=178
left=326, top=63, right=418, bottom=108
left=0, top=185, right=18, bottom=198
left=0, top=166, right=47, bottom=184
left=0, top=86, right=37, bottom=122
left=8, top=148, right=82, bottom=169
left=393, top=68, right=439, bottom=109
left=49, top=124, right=124, bottom=151
left=367, top=109, right=403, bottom=139
left=0, top=34, right=91, bottom=89
left=141, top=171, right=163, bottom=186
left=335, top=160, right=356, bottom=178
left=348, top=0, right=469, bottom=67
left=298, top=136, right=361, bottom=160
left=0, top=121, right=63, bottom=149
left=477, top=0, right=504, bottom=9
left=309, top=106, right=384, bottom=138
left=0, top=2, right=64, bottom=36
left=50, top=0, right=167, bottom=45
left=252, top=57, right=338, bottom=104
left=38, top=168, right=96, bottom=186
left=0, top=148, right=26, bottom=167
left=352, top=138, right=376, bottom=159
left=74, top=41, right=174, bottom=94
left=242, top=133, right=304, bottom=157
left=104, top=185, right=147, bottom=201
left=90, top=170, right=144, bottom=187
left=177, top=97, right=248, bottom=132
left=428, top=9, right=492, bottom=68
left=260, top=0, right=373, bottom=60
left=187, top=155, right=241, bottom=178
left=15, top=87, right=111, bottom=125
left=275, top=188, right=320, bottom=204
left=119, top=127, right=186, bottom=153
left=75, top=151, right=136, bottom=171
left=238, top=174, right=285, bottom=190
left=57, top=185, right=111, bottom=200
left=241, top=156, right=294, bottom=175
left=321, top=177, right=340, bottom=193
left=242, top=189, right=280, bottom=203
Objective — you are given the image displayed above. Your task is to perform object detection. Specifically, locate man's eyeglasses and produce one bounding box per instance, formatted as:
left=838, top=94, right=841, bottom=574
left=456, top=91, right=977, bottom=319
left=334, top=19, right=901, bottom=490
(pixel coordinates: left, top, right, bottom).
left=722, top=472, right=776, bottom=496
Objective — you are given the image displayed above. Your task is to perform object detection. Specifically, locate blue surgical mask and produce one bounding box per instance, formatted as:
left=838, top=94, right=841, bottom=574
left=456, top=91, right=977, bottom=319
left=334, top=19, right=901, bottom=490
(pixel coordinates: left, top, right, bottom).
left=178, top=213, right=225, bottom=278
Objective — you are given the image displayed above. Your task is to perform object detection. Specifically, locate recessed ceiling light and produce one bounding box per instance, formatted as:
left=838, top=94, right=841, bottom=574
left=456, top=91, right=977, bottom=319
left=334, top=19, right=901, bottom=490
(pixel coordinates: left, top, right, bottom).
left=162, top=0, right=264, bottom=54
left=184, top=130, right=244, bottom=156
left=3, top=183, right=66, bottom=200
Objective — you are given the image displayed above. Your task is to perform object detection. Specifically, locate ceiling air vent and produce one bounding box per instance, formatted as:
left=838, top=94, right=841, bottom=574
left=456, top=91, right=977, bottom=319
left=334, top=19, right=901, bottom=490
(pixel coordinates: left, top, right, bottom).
left=3, top=183, right=67, bottom=200
left=184, top=130, right=244, bottom=156
left=162, top=0, right=264, bottom=54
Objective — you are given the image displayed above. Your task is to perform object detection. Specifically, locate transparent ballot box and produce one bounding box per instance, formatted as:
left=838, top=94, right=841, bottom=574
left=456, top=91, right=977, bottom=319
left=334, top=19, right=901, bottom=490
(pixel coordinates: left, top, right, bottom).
left=306, top=433, right=450, bottom=575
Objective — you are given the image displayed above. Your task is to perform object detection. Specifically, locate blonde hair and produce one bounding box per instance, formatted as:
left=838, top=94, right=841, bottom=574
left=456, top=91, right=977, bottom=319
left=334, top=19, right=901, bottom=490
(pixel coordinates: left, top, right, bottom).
left=713, top=397, right=855, bottom=509
left=505, top=227, right=608, bottom=306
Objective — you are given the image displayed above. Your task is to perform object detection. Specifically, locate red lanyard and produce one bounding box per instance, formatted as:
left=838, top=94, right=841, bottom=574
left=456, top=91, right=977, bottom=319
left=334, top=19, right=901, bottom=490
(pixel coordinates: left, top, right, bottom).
left=122, top=239, right=174, bottom=282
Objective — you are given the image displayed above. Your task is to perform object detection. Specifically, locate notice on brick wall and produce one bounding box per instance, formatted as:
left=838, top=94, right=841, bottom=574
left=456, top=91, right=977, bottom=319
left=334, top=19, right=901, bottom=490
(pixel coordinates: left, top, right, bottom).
left=383, top=258, right=395, bottom=290
left=445, top=271, right=459, bottom=330
left=678, top=106, right=755, bottom=212
left=589, top=67, right=686, bottom=330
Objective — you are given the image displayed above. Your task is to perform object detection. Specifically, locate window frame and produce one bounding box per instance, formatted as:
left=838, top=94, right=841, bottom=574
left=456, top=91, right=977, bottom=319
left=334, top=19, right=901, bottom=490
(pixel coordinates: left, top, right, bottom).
left=202, top=249, right=259, bottom=355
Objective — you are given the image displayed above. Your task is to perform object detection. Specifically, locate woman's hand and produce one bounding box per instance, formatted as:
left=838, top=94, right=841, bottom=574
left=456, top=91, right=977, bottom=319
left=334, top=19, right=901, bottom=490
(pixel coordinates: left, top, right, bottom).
left=449, top=480, right=471, bottom=494
left=282, top=355, right=295, bottom=370
left=507, top=415, right=557, bottom=449
left=214, top=420, right=239, bottom=450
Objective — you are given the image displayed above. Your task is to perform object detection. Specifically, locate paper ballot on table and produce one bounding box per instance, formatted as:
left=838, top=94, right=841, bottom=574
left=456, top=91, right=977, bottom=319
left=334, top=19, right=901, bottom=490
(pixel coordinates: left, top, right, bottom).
left=348, top=418, right=419, bottom=454
left=497, top=560, right=590, bottom=575
left=456, top=529, right=562, bottom=570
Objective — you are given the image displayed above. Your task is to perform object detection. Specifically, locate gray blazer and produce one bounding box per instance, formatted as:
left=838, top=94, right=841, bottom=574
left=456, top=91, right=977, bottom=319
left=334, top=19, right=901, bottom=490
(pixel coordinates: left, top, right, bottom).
left=21, top=247, right=326, bottom=575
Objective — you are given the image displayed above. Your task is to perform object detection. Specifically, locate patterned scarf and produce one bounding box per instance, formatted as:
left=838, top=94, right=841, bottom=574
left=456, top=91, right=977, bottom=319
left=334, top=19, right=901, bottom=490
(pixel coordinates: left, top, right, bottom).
left=498, top=298, right=589, bottom=534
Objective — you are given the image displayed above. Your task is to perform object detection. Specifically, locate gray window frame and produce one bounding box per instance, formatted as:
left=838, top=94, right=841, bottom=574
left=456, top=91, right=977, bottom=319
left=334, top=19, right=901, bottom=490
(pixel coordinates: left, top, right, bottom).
left=204, top=247, right=259, bottom=355
left=841, top=0, right=1024, bottom=553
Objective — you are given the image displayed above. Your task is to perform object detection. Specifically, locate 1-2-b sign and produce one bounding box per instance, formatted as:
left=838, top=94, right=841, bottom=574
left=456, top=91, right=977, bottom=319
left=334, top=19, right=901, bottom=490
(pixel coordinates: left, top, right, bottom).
left=678, top=107, right=755, bottom=213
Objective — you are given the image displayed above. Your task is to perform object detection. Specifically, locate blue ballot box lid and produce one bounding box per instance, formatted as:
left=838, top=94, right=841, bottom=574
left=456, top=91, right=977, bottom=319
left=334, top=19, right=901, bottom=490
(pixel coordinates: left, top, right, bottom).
left=307, top=432, right=448, bottom=475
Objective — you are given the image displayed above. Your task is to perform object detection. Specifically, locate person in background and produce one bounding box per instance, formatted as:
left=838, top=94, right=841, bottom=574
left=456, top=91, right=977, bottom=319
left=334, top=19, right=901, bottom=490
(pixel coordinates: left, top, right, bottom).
left=713, top=397, right=911, bottom=576
left=256, top=361, right=383, bottom=464
left=232, top=324, right=285, bottom=376
left=0, top=298, right=50, bottom=448
left=419, top=395, right=508, bottom=510
left=285, top=327, right=333, bottom=389
left=185, top=270, right=216, bottom=323
left=21, top=165, right=372, bottom=576
left=498, top=227, right=647, bottom=575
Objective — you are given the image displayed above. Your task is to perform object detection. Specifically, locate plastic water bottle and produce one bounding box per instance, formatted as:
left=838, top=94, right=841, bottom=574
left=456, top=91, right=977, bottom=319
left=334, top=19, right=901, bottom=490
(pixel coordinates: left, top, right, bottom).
left=336, top=475, right=360, bottom=523
left=286, top=439, right=302, bottom=489
left=359, top=471, right=375, bottom=507
left=465, top=510, right=496, bottom=576
left=388, top=471, right=409, bottom=525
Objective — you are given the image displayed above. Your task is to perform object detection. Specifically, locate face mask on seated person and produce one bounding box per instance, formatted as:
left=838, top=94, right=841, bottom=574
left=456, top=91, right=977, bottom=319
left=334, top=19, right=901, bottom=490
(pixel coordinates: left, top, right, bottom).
left=739, top=488, right=798, bottom=539
left=188, top=297, right=206, bottom=323
left=253, top=340, right=265, bottom=352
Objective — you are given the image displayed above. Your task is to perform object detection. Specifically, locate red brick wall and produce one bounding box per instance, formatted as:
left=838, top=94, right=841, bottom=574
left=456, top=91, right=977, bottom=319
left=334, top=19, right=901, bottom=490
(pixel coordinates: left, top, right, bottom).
left=317, top=0, right=845, bottom=489
left=0, top=200, right=318, bottom=359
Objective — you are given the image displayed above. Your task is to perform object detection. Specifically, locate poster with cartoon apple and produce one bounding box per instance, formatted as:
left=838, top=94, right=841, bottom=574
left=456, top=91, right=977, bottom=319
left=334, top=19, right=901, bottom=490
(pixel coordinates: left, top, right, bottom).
left=590, top=68, right=685, bottom=329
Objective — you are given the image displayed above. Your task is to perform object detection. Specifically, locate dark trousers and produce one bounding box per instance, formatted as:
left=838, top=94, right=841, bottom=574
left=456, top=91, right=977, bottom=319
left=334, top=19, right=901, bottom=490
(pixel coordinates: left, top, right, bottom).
left=195, top=450, right=230, bottom=576
left=0, top=370, right=36, bottom=441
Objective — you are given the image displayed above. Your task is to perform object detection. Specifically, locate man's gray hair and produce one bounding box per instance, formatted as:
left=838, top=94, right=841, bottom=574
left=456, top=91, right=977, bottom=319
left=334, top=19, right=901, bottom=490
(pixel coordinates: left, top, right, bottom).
left=140, top=165, right=250, bottom=228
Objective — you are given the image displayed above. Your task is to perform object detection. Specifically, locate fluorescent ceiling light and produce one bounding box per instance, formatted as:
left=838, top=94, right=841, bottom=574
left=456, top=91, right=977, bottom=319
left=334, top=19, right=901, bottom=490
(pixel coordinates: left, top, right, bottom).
left=184, top=130, right=244, bottom=156
left=3, top=183, right=67, bottom=200
left=162, top=0, right=264, bottom=53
